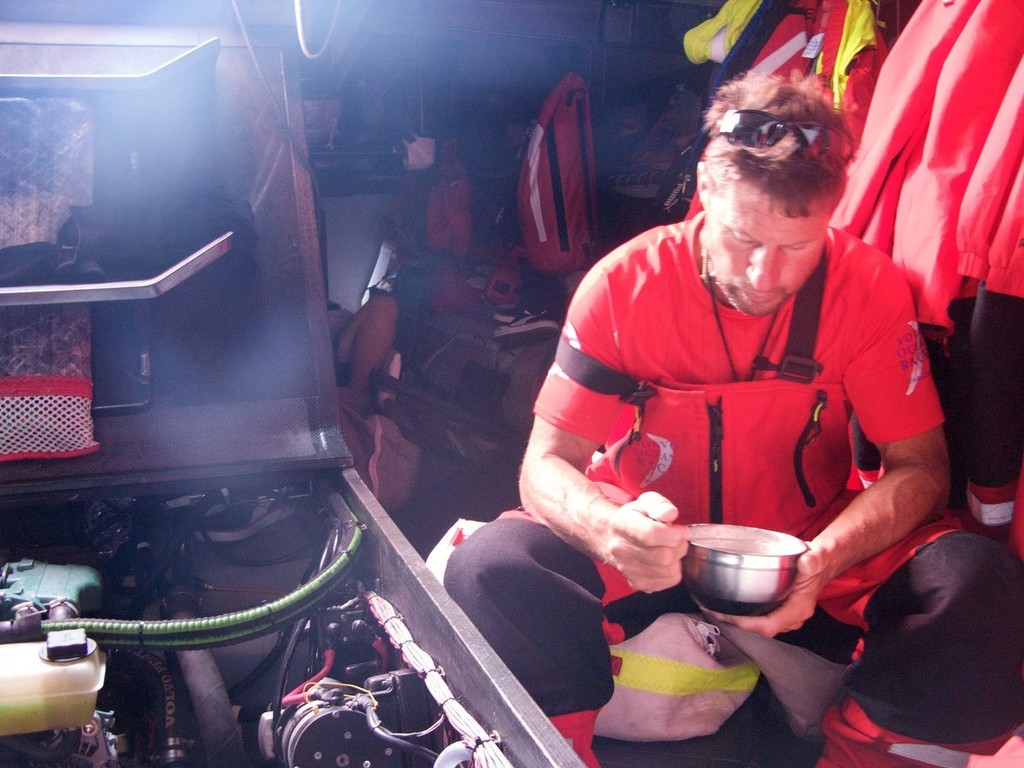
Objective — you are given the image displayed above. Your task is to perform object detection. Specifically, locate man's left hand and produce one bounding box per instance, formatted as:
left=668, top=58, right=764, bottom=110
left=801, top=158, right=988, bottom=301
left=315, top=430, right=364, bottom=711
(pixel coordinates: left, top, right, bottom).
left=700, top=543, right=830, bottom=637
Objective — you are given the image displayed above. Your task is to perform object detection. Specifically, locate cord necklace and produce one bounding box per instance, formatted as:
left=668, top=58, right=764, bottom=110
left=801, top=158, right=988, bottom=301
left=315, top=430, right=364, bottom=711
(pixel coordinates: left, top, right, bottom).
left=701, top=245, right=779, bottom=383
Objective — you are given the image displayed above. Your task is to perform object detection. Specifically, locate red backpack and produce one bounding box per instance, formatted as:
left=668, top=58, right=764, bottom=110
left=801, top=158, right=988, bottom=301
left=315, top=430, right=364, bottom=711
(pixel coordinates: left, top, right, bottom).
left=518, top=72, right=600, bottom=275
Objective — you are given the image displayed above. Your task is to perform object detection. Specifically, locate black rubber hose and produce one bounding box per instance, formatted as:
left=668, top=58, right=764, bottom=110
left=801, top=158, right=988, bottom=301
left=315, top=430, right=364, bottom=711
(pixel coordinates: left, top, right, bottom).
left=362, top=697, right=439, bottom=764
left=105, top=648, right=197, bottom=768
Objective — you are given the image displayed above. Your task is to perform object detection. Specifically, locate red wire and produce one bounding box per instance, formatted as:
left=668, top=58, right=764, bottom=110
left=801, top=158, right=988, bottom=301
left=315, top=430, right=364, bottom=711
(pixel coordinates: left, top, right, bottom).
left=282, top=648, right=336, bottom=704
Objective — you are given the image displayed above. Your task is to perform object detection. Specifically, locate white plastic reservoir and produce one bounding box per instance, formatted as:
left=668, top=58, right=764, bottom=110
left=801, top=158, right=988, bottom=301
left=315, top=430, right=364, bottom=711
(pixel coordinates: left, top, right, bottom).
left=0, top=637, right=106, bottom=736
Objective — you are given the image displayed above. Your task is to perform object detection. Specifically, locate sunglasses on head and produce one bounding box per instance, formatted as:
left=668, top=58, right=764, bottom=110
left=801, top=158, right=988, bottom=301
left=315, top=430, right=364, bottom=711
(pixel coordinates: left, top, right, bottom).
left=716, top=109, right=839, bottom=156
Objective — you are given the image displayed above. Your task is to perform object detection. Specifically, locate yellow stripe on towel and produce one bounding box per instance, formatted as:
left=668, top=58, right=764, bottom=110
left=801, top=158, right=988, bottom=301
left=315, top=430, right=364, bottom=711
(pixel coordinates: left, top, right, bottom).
left=610, top=647, right=761, bottom=696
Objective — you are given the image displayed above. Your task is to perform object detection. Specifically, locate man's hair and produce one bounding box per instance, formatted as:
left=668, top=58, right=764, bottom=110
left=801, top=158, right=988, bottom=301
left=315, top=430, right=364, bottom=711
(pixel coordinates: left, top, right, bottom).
left=701, top=72, right=853, bottom=216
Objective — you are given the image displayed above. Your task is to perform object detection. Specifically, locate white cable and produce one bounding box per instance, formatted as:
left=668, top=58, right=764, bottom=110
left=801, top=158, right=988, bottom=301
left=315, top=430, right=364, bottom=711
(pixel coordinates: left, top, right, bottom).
left=434, top=741, right=475, bottom=768
left=362, top=590, right=515, bottom=768
left=197, top=499, right=300, bottom=543
left=294, top=0, right=344, bottom=60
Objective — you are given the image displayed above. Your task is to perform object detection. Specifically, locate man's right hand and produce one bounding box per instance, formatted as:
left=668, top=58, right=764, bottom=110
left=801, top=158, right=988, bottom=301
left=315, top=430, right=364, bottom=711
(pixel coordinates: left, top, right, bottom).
left=520, top=419, right=689, bottom=593
left=600, top=492, right=690, bottom=593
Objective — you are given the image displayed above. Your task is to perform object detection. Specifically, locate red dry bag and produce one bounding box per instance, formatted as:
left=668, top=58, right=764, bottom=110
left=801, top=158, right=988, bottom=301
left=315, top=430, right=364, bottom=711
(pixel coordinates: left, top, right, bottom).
left=518, top=72, right=600, bottom=275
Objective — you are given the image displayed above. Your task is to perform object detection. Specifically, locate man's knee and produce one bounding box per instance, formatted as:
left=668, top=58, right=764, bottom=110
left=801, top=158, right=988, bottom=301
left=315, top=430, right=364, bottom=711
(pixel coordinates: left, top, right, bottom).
left=917, top=531, right=1024, bottom=619
left=444, top=516, right=603, bottom=606
left=443, top=517, right=616, bottom=714
left=854, top=531, right=1024, bottom=742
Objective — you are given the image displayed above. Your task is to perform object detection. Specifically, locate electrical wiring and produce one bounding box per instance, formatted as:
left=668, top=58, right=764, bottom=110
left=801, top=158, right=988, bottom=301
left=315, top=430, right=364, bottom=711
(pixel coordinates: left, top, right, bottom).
left=271, top=504, right=354, bottom=764
left=380, top=712, right=447, bottom=741
left=272, top=617, right=308, bottom=763
left=280, top=648, right=336, bottom=706
left=226, top=627, right=289, bottom=698
left=229, top=535, right=353, bottom=699
left=359, top=696, right=440, bottom=764
left=362, top=589, right=515, bottom=768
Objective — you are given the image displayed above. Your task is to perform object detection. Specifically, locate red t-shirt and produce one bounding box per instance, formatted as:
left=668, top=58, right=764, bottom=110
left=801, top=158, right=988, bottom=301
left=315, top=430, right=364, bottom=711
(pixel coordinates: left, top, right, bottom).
left=535, top=215, right=944, bottom=449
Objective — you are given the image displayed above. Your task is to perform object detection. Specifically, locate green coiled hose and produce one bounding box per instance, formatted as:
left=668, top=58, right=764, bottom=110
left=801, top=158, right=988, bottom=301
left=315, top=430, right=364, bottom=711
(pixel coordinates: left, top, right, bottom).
left=40, top=493, right=363, bottom=650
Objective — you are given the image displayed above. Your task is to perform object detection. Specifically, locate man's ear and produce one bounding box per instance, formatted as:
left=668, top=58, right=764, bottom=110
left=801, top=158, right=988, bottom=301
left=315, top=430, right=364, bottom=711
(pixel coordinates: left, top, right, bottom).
left=696, top=162, right=710, bottom=208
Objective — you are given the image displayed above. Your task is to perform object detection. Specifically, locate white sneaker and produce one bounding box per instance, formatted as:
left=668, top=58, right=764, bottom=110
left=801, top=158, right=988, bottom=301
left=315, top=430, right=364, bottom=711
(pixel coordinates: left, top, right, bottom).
left=492, top=310, right=560, bottom=346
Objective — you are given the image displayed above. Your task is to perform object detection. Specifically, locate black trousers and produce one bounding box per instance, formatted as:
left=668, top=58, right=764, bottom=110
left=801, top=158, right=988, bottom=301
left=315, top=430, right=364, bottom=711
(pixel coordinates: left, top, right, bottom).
left=445, top=519, right=1024, bottom=744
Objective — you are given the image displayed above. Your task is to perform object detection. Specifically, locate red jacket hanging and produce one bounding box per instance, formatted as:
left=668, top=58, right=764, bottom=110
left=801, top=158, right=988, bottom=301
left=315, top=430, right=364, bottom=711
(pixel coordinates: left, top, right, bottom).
left=831, top=0, right=1024, bottom=333
left=958, top=54, right=1024, bottom=301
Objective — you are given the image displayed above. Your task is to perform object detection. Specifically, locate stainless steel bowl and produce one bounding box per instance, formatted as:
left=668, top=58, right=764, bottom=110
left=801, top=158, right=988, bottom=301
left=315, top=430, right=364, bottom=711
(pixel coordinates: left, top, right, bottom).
left=682, top=524, right=808, bottom=616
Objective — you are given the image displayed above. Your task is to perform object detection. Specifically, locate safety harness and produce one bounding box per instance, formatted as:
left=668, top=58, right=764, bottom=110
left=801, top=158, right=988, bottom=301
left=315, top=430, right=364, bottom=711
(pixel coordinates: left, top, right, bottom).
left=554, top=256, right=829, bottom=512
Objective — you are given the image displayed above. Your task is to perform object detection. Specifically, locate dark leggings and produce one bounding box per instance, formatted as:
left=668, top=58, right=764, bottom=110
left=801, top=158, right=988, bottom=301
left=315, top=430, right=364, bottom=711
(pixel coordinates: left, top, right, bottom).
left=445, top=519, right=1024, bottom=742
left=967, top=284, right=1024, bottom=489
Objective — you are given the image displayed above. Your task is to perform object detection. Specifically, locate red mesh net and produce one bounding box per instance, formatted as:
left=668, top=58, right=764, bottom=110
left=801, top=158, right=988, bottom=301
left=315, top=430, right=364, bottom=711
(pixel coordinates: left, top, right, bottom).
left=0, top=376, right=98, bottom=462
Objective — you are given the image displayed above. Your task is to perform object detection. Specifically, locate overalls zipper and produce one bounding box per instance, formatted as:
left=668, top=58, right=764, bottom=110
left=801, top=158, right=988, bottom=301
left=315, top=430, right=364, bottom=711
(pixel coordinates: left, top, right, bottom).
left=708, top=399, right=724, bottom=524
left=794, top=390, right=828, bottom=507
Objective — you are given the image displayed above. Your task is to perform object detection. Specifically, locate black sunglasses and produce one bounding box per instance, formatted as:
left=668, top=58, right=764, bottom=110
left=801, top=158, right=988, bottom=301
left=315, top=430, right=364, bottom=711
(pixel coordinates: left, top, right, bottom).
left=716, top=109, right=841, bottom=156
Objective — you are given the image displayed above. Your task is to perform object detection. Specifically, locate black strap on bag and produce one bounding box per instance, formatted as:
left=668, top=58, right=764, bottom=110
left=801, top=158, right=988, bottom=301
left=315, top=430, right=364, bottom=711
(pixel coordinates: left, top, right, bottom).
left=554, top=254, right=827, bottom=396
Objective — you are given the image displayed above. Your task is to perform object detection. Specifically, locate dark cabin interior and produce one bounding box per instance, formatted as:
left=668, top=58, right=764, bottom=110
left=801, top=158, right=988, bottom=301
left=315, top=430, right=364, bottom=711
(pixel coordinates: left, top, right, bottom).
left=4, top=1, right=1022, bottom=767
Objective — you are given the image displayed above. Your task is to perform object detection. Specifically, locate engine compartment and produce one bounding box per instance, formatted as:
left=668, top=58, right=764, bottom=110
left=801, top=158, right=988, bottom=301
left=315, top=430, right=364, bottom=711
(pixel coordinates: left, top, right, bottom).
left=0, top=482, right=524, bottom=768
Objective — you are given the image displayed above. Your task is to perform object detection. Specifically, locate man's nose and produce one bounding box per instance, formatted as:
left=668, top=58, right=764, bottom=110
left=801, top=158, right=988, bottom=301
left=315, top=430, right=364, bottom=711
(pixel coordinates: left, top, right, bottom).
left=746, top=247, right=781, bottom=290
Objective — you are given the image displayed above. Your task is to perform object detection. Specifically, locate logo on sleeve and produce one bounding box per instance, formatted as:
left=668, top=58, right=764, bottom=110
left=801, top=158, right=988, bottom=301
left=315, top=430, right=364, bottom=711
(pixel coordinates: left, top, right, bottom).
left=896, top=321, right=926, bottom=396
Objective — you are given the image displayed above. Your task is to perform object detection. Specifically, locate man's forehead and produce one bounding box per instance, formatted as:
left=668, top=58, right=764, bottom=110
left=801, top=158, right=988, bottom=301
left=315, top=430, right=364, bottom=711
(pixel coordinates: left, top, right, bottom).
left=710, top=181, right=831, bottom=216
left=707, top=188, right=830, bottom=239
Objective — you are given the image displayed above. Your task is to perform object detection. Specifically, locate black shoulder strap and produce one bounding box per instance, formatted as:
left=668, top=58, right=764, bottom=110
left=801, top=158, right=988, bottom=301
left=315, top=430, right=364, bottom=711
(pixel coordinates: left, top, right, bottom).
left=556, top=253, right=827, bottom=394
left=755, top=253, right=827, bottom=383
